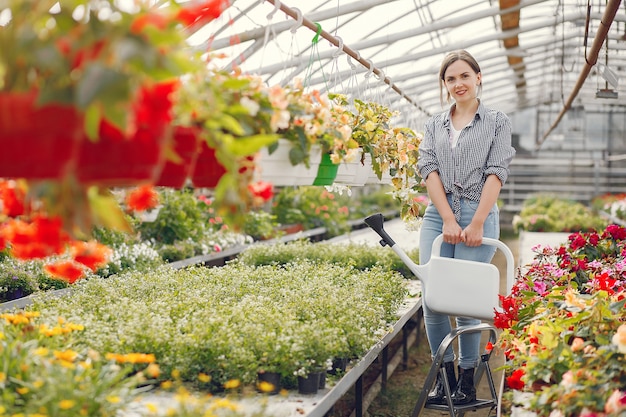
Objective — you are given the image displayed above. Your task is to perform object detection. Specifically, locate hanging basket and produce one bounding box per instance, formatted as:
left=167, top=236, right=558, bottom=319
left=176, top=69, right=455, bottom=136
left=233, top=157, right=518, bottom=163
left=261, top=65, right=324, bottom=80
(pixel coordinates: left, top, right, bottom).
left=76, top=119, right=167, bottom=187
left=0, top=91, right=82, bottom=180
left=334, top=148, right=370, bottom=186
left=255, top=139, right=322, bottom=186
left=155, top=126, right=202, bottom=188
left=191, top=140, right=227, bottom=188
left=365, top=154, right=393, bottom=185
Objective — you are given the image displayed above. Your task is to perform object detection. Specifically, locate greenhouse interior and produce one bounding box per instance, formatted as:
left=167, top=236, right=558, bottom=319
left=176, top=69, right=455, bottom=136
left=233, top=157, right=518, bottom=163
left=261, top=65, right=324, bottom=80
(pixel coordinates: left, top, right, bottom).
left=1, top=1, right=625, bottom=417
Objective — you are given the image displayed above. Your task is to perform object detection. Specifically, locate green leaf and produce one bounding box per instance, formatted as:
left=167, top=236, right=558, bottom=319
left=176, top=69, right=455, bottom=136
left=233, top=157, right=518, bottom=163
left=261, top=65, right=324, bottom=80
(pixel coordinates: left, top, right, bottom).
left=219, top=114, right=246, bottom=136
left=227, top=134, right=279, bottom=156
left=88, top=187, right=132, bottom=233
left=76, top=63, right=128, bottom=110
left=84, top=104, right=101, bottom=143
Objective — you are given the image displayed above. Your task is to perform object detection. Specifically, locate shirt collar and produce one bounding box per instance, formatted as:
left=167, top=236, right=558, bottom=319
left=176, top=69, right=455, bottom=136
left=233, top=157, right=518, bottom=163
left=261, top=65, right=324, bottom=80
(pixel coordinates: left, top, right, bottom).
left=443, top=99, right=485, bottom=128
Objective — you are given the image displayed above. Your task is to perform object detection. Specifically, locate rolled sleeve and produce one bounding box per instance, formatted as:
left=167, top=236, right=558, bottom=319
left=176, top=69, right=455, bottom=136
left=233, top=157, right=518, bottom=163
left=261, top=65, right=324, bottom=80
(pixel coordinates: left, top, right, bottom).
left=484, top=111, right=515, bottom=185
left=418, top=117, right=440, bottom=180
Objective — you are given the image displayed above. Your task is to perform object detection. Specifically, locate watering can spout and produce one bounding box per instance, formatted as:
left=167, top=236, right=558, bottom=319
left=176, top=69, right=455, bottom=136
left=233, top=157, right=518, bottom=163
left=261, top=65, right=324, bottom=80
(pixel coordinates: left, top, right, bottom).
left=364, top=213, right=396, bottom=247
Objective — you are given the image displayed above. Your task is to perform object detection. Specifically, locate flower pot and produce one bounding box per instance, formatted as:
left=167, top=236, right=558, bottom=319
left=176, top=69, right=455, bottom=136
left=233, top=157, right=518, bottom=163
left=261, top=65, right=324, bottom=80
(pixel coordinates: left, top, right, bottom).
left=256, top=371, right=281, bottom=395
left=191, top=140, right=227, bottom=188
left=297, top=371, right=322, bottom=395
left=334, top=149, right=370, bottom=186
left=365, top=154, right=393, bottom=185
left=318, top=371, right=326, bottom=389
left=155, top=126, right=202, bottom=188
left=76, top=82, right=175, bottom=187
left=329, top=357, right=349, bottom=375
left=0, top=91, right=82, bottom=179
left=255, top=139, right=322, bottom=186
left=313, top=153, right=339, bottom=186
left=76, top=119, right=167, bottom=187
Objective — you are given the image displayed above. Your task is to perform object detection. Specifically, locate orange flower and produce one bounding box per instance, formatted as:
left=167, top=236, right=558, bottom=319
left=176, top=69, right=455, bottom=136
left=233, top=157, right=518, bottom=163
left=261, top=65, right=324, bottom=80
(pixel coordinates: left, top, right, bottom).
left=126, top=185, right=159, bottom=212
left=130, top=11, right=169, bottom=34
left=71, top=240, right=112, bottom=271
left=44, top=260, right=86, bottom=284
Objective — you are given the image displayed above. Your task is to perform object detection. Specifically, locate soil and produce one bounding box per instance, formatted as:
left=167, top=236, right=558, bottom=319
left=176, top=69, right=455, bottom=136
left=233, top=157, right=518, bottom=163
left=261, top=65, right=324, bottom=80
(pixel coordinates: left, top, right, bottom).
left=327, top=237, right=519, bottom=417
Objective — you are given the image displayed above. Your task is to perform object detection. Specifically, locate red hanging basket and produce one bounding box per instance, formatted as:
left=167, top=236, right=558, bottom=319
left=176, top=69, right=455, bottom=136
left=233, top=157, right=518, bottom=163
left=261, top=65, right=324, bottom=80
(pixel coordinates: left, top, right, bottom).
left=0, top=91, right=82, bottom=180
left=76, top=81, right=176, bottom=187
left=155, top=126, right=202, bottom=188
left=76, top=119, right=168, bottom=187
left=191, top=140, right=227, bottom=188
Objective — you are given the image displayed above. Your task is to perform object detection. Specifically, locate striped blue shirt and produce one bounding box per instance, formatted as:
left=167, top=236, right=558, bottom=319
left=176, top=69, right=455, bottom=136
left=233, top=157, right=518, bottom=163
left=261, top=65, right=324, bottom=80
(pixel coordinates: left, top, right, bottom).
left=418, top=101, right=515, bottom=218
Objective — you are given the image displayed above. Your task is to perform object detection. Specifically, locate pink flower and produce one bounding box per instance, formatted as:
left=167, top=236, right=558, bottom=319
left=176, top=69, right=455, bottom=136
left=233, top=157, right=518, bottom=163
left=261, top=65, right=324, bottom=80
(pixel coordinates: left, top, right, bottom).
left=605, top=389, right=626, bottom=414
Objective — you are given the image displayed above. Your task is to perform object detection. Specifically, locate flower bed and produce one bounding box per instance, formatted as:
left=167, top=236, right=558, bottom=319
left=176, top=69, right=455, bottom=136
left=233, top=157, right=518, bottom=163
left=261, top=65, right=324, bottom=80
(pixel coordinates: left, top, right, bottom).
left=496, top=224, right=626, bottom=416
left=22, top=243, right=409, bottom=395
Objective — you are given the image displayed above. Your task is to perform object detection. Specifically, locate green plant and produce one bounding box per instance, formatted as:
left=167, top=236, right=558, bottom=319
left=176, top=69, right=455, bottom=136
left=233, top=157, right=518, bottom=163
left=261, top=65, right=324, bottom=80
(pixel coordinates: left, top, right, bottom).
left=0, top=264, right=36, bottom=302
left=271, top=186, right=351, bottom=237
left=242, top=210, right=279, bottom=240
left=134, top=189, right=207, bottom=245
left=0, top=310, right=157, bottom=416
left=512, top=194, right=607, bottom=233
left=29, top=258, right=408, bottom=393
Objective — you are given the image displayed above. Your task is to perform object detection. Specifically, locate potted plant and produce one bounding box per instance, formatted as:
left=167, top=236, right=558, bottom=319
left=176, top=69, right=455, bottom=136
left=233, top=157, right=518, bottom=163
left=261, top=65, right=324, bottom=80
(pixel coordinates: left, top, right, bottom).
left=0, top=0, right=208, bottom=178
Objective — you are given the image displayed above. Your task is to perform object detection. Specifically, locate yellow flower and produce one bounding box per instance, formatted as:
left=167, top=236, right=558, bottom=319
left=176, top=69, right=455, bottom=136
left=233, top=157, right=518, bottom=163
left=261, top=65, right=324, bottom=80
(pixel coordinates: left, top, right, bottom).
left=16, top=387, right=29, bottom=395
left=145, top=363, right=160, bottom=378
left=106, top=395, right=121, bottom=404
left=54, top=350, right=78, bottom=362
left=59, top=399, right=76, bottom=410
left=256, top=380, right=276, bottom=393
left=33, top=347, right=49, bottom=356
left=223, top=379, right=240, bottom=389
left=198, top=373, right=211, bottom=383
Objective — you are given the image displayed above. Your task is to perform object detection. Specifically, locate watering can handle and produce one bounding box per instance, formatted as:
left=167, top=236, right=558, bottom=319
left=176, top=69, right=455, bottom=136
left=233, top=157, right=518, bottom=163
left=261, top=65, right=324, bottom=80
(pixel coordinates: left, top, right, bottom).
left=431, top=234, right=516, bottom=295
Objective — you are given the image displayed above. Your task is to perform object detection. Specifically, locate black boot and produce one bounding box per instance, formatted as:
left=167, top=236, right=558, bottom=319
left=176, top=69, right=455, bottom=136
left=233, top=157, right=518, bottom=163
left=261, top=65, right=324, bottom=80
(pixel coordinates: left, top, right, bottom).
left=426, top=361, right=456, bottom=405
left=451, top=366, right=476, bottom=404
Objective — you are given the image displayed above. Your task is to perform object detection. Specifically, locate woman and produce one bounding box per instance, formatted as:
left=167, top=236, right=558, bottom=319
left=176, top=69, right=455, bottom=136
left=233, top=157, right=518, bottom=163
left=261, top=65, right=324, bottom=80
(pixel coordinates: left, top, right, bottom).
left=417, top=49, right=515, bottom=405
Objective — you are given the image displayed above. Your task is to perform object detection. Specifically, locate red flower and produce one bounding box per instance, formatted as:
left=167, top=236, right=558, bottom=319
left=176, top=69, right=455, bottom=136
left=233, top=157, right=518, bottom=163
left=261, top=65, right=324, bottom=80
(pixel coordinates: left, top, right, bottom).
left=248, top=181, right=274, bottom=203
left=506, top=368, right=525, bottom=390
left=71, top=240, right=112, bottom=271
left=485, top=342, right=494, bottom=353
left=4, top=216, right=68, bottom=260
left=44, top=260, right=86, bottom=284
left=0, top=180, right=26, bottom=217
left=176, top=0, right=230, bottom=27
left=126, top=185, right=159, bottom=212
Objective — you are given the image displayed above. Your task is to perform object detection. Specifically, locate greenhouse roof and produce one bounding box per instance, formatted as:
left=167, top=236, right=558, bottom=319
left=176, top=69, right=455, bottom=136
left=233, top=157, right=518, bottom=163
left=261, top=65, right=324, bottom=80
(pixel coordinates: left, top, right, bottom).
left=192, top=0, right=626, bottom=141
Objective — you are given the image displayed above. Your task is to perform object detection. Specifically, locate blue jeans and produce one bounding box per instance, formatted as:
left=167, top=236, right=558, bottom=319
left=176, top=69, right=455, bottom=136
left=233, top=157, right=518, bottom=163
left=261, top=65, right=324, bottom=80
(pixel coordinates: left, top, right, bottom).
left=419, top=195, right=499, bottom=369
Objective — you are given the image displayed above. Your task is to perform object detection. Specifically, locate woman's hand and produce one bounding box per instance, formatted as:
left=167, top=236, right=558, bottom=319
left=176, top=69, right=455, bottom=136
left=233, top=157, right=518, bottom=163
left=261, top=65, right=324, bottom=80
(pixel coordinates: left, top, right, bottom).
left=443, top=220, right=463, bottom=245
left=461, top=222, right=484, bottom=247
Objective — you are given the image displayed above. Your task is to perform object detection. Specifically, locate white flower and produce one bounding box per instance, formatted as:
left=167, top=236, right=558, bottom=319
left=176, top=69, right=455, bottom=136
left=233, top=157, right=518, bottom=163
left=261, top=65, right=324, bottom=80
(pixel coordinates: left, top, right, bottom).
left=240, top=96, right=260, bottom=116
left=611, top=323, right=626, bottom=353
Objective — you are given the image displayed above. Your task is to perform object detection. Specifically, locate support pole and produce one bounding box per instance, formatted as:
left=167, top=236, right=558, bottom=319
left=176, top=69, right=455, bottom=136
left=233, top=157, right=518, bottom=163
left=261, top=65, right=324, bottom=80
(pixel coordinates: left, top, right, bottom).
left=536, top=0, right=622, bottom=150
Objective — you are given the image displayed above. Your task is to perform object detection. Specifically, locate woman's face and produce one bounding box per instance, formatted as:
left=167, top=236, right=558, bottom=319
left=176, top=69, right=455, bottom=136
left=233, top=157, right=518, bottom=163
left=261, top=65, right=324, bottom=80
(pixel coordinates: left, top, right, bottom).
left=443, top=59, right=481, bottom=104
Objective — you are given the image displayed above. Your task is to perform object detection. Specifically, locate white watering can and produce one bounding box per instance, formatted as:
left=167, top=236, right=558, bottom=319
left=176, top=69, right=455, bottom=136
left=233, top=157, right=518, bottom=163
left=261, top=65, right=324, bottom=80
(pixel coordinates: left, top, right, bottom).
left=364, top=213, right=515, bottom=322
